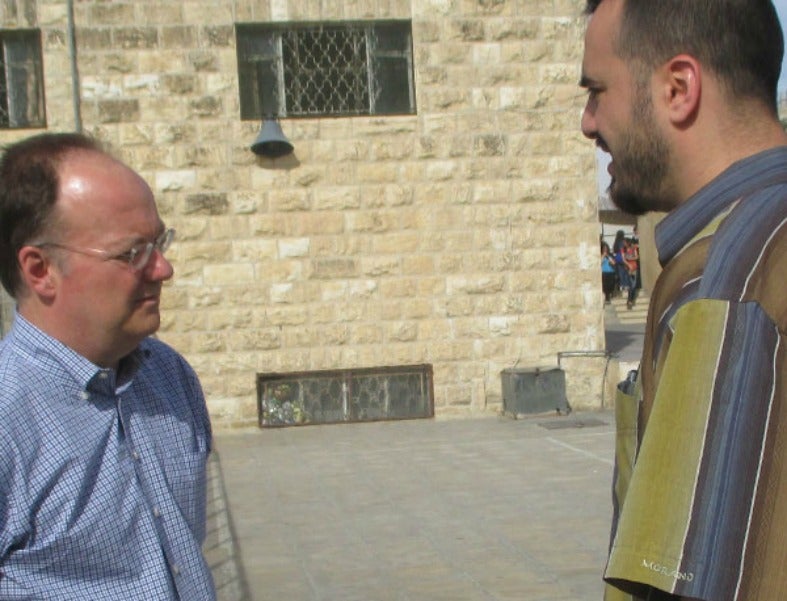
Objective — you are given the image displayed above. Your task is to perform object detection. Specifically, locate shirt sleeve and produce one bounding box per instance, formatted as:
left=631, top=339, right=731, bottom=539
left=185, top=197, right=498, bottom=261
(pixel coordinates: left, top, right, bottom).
left=0, top=432, right=30, bottom=571
left=605, top=298, right=782, bottom=600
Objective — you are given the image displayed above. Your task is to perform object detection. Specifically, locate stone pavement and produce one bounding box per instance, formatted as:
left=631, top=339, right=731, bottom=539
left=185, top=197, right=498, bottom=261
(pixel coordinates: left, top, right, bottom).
left=203, top=411, right=617, bottom=601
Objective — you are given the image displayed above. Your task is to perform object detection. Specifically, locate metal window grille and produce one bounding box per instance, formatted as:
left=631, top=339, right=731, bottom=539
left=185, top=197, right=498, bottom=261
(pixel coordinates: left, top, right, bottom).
left=236, top=20, right=416, bottom=119
left=258, top=364, right=434, bottom=427
left=0, top=29, right=46, bottom=129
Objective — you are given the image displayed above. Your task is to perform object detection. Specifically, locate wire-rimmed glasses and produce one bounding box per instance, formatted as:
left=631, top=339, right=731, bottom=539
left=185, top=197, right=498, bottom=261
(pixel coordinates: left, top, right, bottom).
left=33, top=228, right=175, bottom=271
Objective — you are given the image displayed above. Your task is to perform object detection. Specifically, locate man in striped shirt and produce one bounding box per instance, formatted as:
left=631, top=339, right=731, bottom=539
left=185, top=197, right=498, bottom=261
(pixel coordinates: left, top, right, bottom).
left=581, top=1, right=787, bottom=600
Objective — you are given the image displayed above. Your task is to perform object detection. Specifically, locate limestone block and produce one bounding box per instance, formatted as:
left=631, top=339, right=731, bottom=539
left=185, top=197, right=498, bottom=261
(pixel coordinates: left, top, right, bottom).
left=38, top=3, right=68, bottom=26
left=81, top=77, right=123, bottom=99
left=310, top=258, right=357, bottom=280
left=401, top=299, right=433, bottom=319
left=233, top=239, right=277, bottom=261
left=119, top=123, right=155, bottom=146
left=447, top=275, right=505, bottom=295
left=361, top=256, right=401, bottom=277
left=349, top=324, right=383, bottom=345
left=200, top=20, right=235, bottom=47
left=181, top=2, right=233, bottom=25
left=204, top=263, right=255, bottom=286
left=232, top=329, right=283, bottom=351
left=205, top=308, right=254, bottom=331
left=113, top=26, right=158, bottom=49
left=183, top=193, right=229, bottom=215
left=277, top=238, right=310, bottom=258
left=177, top=241, right=233, bottom=263
left=155, top=169, right=198, bottom=192
left=372, top=232, right=420, bottom=255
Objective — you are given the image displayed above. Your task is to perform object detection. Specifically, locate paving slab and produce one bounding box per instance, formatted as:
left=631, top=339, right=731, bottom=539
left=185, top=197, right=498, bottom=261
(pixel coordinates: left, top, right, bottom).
left=205, top=412, right=617, bottom=601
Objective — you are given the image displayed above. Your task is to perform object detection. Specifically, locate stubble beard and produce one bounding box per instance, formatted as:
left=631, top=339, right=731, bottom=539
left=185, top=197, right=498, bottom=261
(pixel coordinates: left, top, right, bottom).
left=608, top=86, right=672, bottom=215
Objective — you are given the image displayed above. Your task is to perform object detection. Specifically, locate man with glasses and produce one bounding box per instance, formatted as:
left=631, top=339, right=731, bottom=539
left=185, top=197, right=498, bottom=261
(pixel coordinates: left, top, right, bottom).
left=0, top=133, right=215, bottom=599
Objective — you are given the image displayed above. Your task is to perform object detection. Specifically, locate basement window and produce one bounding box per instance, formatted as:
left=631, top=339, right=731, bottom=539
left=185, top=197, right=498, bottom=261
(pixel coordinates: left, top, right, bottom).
left=235, top=20, right=416, bottom=119
left=0, top=29, right=45, bottom=129
left=258, top=364, right=434, bottom=427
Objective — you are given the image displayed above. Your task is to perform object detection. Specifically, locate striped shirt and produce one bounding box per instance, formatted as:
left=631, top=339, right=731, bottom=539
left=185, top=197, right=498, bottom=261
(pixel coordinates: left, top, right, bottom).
left=0, top=314, right=215, bottom=600
left=604, top=147, right=787, bottom=601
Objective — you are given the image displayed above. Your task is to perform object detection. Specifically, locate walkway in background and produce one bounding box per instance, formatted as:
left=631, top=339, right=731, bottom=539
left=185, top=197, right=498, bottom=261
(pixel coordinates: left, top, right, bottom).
left=605, top=291, right=647, bottom=367
left=205, top=412, right=616, bottom=601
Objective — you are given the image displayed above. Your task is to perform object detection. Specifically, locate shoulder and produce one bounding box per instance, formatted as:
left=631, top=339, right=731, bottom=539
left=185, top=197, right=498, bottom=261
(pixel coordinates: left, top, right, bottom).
left=702, top=185, right=787, bottom=326
left=135, top=337, right=212, bottom=440
left=138, top=337, right=197, bottom=378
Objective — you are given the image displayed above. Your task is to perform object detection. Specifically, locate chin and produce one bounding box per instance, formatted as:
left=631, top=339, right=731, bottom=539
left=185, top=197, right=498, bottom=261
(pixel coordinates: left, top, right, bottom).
left=131, top=313, right=161, bottom=340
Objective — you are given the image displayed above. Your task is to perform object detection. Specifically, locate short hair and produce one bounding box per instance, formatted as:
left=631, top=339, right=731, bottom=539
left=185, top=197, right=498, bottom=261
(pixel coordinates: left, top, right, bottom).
left=0, top=132, right=104, bottom=297
left=584, top=0, right=784, bottom=112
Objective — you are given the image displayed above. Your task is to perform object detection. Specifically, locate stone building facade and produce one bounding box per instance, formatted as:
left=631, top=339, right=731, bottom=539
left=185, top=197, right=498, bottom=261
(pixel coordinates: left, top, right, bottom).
left=0, top=0, right=608, bottom=428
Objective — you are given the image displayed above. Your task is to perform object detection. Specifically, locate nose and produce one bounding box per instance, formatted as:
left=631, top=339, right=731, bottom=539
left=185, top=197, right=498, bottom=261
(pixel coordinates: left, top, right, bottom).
left=580, top=100, right=597, bottom=140
left=144, top=247, right=174, bottom=281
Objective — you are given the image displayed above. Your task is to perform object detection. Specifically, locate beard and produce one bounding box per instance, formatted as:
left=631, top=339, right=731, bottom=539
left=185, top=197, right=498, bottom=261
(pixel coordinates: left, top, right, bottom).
left=607, top=87, right=673, bottom=215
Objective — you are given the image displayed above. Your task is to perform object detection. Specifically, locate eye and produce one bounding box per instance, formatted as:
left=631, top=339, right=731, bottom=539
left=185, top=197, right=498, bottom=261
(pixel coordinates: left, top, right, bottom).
left=117, top=244, right=143, bottom=264
left=585, top=86, right=600, bottom=100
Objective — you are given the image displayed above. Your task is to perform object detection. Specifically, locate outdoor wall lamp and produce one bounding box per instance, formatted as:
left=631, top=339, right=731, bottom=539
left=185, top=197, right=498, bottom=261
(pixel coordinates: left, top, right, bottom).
left=250, top=118, right=294, bottom=158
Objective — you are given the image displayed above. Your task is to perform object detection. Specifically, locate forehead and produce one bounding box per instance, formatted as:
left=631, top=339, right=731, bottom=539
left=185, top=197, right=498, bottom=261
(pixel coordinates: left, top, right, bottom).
left=582, top=0, right=627, bottom=82
left=55, top=149, right=158, bottom=237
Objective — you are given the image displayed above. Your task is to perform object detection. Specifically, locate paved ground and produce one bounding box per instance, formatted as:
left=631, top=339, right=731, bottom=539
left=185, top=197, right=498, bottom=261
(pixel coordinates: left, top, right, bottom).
left=204, top=412, right=617, bottom=601
left=604, top=293, right=647, bottom=364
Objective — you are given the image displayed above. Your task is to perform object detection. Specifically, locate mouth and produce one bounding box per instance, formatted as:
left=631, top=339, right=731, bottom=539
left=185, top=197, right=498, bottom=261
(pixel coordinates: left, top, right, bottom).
left=136, top=291, right=161, bottom=305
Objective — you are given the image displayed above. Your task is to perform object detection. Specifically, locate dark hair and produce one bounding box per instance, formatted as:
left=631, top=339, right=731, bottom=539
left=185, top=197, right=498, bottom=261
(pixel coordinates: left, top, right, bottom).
left=0, top=132, right=103, bottom=297
left=585, top=0, right=784, bottom=112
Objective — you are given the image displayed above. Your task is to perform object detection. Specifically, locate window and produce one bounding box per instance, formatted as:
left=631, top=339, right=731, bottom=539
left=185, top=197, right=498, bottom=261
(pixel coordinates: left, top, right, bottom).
left=0, top=29, right=45, bottom=129
left=258, top=364, right=434, bottom=427
left=236, top=20, right=416, bottom=119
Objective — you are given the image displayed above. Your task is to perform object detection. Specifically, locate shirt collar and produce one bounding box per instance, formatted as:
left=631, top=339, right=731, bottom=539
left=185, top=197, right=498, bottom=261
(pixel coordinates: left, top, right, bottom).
left=7, top=312, right=146, bottom=393
left=655, top=146, right=787, bottom=266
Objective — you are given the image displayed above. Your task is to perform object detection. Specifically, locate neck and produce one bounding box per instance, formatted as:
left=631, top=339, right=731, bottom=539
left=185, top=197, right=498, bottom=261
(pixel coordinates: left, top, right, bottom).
left=670, top=112, right=787, bottom=207
left=18, top=302, right=123, bottom=370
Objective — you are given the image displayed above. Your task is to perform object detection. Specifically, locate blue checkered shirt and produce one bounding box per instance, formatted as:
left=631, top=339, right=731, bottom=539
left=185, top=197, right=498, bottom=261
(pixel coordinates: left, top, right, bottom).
left=0, top=314, right=215, bottom=600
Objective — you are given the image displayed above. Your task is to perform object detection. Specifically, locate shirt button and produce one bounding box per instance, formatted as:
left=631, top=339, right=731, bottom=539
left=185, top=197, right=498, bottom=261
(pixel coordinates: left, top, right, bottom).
left=153, top=507, right=162, bottom=518
left=171, top=564, right=181, bottom=576
left=99, top=372, right=108, bottom=379
left=80, top=392, right=90, bottom=401
left=131, top=451, right=140, bottom=461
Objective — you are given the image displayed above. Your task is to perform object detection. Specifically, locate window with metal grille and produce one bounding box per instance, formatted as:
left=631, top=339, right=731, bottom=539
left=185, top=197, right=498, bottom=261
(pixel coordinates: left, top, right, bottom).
left=236, top=20, right=416, bottom=119
left=0, top=29, right=45, bottom=129
left=258, top=364, right=434, bottom=427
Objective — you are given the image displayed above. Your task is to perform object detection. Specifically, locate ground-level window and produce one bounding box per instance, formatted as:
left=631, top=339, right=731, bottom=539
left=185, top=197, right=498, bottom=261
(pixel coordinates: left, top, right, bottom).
left=0, top=29, right=45, bottom=129
left=258, top=364, right=434, bottom=427
left=236, top=20, right=416, bottom=119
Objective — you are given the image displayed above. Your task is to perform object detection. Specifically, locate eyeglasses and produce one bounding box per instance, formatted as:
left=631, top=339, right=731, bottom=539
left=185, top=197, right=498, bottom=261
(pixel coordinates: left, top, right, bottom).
left=33, top=228, right=175, bottom=271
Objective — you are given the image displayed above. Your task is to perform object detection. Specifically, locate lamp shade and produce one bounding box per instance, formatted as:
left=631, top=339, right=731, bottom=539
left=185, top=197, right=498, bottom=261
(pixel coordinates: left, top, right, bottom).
left=250, top=119, right=294, bottom=158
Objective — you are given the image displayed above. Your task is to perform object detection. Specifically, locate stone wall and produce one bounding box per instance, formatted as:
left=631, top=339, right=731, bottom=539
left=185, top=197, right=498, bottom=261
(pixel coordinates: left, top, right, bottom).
left=0, top=0, right=605, bottom=428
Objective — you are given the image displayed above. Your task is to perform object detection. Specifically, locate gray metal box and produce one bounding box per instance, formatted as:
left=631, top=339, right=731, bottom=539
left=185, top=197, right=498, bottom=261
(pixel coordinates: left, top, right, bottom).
left=501, top=367, right=569, bottom=415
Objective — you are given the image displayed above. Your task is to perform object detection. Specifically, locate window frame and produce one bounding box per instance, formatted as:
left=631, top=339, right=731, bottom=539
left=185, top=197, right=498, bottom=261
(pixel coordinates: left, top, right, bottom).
left=0, top=28, right=46, bottom=130
left=235, top=20, right=416, bottom=120
left=257, top=364, right=435, bottom=427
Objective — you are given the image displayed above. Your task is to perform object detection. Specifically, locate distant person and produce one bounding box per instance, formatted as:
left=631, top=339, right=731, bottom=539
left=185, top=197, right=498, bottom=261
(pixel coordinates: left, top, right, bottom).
left=0, top=133, right=215, bottom=599
left=600, top=240, right=617, bottom=303
left=630, top=225, right=642, bottom=291
left=622, top=237, right=639, bottom=308
left=581, top=0, right=787, bottom=599
left=612, top=229, right=629, bottom=294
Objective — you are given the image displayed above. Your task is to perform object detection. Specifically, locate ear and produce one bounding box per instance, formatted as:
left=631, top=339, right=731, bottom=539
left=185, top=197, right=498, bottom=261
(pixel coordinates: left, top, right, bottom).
left=657, top=54, right=701, bottom=126
left=17, top=245, right=59, bottom=300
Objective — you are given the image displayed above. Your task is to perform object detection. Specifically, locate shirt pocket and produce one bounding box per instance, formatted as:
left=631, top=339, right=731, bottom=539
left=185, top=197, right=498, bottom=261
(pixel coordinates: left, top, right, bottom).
left=161, top=449, right=209, bottom=542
